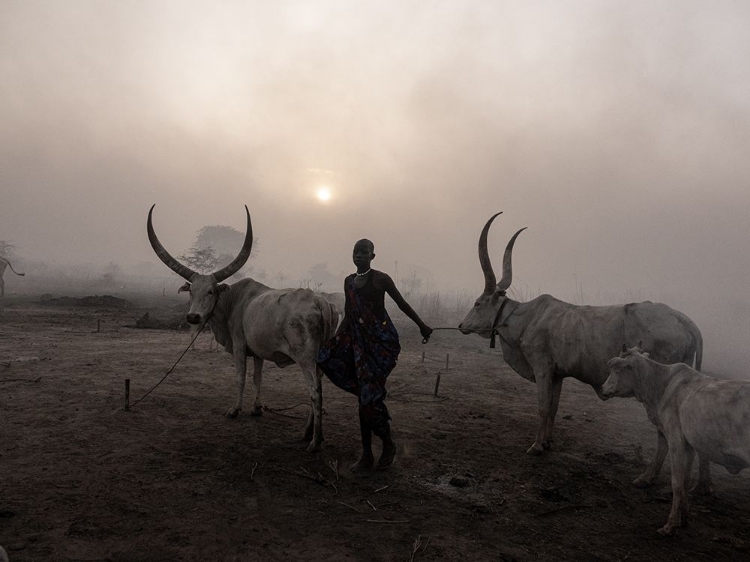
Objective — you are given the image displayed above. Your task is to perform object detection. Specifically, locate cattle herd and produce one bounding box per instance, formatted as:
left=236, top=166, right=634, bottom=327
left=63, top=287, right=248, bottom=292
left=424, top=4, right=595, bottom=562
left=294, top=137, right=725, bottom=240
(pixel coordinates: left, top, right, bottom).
left=141, top=205, right=750, bottom=537
left=2, top=205, right=747, bottom=542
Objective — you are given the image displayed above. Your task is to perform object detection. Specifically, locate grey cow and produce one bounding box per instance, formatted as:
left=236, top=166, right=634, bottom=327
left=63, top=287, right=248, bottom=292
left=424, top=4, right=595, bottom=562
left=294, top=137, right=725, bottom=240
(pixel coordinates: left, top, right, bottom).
left=148, top=205, right=339, bottom=452
left=602, top=347, right=750, bottom=535
left=458, top=213, right=709, bottom=491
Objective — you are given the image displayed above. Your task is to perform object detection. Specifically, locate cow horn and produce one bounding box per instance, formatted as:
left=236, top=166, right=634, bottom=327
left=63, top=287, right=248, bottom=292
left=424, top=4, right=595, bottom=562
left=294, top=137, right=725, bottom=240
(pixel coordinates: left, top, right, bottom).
left=213, top=205, right=253, bottom=282
left=496, top=227, right=527, bottom=293
left=147, top=205, right=198, bottom=281
left=479, top=212, right=502, bottom=293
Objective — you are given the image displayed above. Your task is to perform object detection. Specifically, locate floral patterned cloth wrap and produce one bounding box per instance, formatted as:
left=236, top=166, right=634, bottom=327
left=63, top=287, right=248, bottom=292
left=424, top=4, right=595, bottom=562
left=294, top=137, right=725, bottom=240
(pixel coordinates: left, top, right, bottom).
left=317, top=275, right=401, bottom=436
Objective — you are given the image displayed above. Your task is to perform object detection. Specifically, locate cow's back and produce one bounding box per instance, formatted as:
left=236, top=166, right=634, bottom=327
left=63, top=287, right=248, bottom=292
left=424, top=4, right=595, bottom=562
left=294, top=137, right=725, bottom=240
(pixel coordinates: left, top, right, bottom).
left=242, top=288, right=333, bottom=360
left=623, top=302, right=698, bottom=367
left=525, top=297, right=642, bottom=384
left=522, top=297, right=698, bottom=385
left=674, top=374, right=750, bottom=473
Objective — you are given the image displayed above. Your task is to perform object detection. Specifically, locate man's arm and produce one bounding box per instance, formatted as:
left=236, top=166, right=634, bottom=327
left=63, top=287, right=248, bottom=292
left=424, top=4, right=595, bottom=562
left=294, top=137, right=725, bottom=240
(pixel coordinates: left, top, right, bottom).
left=380, top=273, right=432, bottom=339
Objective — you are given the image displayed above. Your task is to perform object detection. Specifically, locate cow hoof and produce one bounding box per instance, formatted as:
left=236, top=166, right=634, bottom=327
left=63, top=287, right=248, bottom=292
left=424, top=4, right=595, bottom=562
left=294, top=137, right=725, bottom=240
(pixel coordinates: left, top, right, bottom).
left=632, top=476, right=653, bottom=489
left=225, top=408, right=241, bottom=418
left=306, top=441, right=322, bottom=454
left=657, top=525, right=677, bottom=537
left=249, top=406, right=263, bottom=417
left=526, top=443, right=544, bottom=456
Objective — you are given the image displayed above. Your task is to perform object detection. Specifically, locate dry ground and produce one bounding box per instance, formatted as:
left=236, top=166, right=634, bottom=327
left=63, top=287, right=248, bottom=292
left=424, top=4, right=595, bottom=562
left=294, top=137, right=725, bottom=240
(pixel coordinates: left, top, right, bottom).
left=1, top=294, right=749, bottom=561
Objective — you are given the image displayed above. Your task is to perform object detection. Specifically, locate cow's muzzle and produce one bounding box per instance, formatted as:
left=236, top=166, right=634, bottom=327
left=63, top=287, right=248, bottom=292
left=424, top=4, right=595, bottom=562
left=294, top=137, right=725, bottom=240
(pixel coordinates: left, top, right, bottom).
left=186, top=313, right=202, bottom=325
left=598, top=385, right=614, bottom=400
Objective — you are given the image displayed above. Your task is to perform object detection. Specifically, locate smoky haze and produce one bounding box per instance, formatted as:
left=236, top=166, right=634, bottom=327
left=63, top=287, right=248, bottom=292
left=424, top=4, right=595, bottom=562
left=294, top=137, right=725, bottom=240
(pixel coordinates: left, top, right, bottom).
left=1, top=1, right=749, bottom=376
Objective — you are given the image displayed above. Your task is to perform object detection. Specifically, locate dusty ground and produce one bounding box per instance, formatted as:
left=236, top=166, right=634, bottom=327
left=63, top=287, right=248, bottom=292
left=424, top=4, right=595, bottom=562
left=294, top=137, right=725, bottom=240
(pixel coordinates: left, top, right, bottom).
left=1, top=294, right=749, bottom=561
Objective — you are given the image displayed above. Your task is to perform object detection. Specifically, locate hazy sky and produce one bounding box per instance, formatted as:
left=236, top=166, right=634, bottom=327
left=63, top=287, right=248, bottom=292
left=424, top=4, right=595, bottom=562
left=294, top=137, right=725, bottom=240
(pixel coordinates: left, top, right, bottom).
left=2, top=1, right=749, bottom=310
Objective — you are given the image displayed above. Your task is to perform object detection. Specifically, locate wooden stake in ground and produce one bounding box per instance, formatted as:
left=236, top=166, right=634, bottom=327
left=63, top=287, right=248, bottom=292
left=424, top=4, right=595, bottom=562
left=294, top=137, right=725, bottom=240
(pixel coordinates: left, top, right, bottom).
left=124, top=379, right=130, bottom=411
left=434, top=372, right=441, bottom=397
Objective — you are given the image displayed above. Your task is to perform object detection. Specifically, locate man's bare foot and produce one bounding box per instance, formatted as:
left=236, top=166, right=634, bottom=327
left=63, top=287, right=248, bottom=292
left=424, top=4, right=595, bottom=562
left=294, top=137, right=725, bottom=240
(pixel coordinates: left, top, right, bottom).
left=377, top=440, right=397, bottom=470
left=350, top=453, right=374, bottom=473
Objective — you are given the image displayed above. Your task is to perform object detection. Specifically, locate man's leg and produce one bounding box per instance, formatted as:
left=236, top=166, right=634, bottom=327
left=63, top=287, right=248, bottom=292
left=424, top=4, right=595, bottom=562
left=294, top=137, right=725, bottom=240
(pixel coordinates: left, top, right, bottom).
left=351, top=408, right=375, bottom=472
left=372, top=402, right=396, bottom=469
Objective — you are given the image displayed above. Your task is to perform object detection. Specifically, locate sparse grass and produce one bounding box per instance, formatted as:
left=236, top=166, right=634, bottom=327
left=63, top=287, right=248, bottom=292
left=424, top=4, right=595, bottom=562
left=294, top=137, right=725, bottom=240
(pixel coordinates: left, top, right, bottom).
left=387, top=290, right=476, bottom=328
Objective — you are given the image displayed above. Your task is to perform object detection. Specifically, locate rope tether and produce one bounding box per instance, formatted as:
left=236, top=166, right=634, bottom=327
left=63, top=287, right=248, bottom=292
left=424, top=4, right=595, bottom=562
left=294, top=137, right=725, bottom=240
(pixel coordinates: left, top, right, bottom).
left=128, top=319, right=209, bottom=410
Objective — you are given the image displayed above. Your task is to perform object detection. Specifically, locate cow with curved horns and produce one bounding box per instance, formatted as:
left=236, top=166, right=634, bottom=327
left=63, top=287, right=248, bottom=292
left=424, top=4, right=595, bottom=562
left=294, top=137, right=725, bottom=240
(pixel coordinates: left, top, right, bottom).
left=458, top=213, right=710, bottom=492
left=147, top=205, right=339, bottom=452
left=0, top=256, right=25, bottom=298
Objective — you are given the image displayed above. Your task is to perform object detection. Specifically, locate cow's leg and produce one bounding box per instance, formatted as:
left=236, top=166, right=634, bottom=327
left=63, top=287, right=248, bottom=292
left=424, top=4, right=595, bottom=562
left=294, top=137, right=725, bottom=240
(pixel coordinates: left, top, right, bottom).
left=302, top=366, right=320, bottom=442
left=541, top=376, right=564, bottom=449
left=225, top=350, right=248, bottom=418
left=633, top=429, right=669, bottom=488
left=527, top=367, right=555, bottom=455
left=682, top=445, right=696, bottom=525
left=691, top=456, right=713, bottom=496
left=299, top=361, right=323, bottom=452
left=659, top=438, right=689, bottom=536
left=249, top=357, right=264, bottom=416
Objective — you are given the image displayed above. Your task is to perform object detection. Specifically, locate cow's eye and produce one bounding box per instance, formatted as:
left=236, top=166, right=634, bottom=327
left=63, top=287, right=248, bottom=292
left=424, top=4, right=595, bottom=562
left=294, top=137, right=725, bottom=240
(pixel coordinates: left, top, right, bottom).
left=474, top=301, right=480, bottom=307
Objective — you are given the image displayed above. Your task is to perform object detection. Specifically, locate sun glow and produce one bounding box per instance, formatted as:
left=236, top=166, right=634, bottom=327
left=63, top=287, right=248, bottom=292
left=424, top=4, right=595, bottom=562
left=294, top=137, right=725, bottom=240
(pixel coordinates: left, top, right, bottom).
left=316, top=186, right=333, bottom=202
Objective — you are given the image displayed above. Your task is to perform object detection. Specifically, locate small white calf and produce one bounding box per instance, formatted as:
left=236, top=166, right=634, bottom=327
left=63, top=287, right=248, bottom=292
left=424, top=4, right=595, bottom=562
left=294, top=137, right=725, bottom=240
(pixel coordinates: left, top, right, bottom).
left=602, top=348, right=750, bottom=535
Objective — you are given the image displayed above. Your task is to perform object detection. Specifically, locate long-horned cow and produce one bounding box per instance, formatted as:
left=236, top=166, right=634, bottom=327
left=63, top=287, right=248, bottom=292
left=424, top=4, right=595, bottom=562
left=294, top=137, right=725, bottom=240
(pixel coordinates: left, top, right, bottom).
left=147, top=205, right=339, bottom=452
left=458, top=213, right=710, bottom=491
left=0, top=256, right=25, bottom=298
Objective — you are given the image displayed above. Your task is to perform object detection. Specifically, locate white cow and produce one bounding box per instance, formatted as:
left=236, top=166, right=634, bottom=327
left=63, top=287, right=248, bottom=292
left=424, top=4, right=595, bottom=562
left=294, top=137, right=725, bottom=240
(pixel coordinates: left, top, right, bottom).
left=148, top=205, right=339, bottom=452
left=459, top=213, right=709, bottom=492
left=602, top=347, right=750, bottom=535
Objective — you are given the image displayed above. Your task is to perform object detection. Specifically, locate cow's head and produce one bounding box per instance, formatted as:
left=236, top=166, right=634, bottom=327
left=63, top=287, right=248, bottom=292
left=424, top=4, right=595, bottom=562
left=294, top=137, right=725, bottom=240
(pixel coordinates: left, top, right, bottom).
left=147, top=205, right=253, bottom=325
left=458, top=212, right=526, bottom=338
left=600, top=344, right=648, bottom=399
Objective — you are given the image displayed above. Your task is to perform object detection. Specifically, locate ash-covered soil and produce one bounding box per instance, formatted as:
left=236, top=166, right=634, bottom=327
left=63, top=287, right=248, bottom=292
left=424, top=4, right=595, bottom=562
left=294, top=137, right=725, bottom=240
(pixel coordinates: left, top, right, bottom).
left=0, top=295, right=748, bottom=561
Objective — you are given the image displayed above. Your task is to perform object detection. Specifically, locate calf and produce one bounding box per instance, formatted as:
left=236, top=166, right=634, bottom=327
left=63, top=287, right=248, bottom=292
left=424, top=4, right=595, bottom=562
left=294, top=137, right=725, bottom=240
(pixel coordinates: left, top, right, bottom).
left=601, top=347, right=750, bottom=535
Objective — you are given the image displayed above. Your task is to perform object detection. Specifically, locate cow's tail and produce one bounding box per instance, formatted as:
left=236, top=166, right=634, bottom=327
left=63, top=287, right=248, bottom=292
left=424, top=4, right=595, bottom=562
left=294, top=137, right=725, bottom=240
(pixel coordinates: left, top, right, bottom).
left=675, top=311, right=703, bottom=371
left=315, top=295, right=341, bottom=343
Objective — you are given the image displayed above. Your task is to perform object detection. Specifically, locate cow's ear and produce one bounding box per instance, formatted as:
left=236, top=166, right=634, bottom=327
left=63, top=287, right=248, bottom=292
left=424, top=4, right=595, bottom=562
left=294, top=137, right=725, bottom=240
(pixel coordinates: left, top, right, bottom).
left=178, top=282, right=191, bottom=293
left=609, top=357, right=625, bottom=370
left=218, top=283, right=230, bottom=293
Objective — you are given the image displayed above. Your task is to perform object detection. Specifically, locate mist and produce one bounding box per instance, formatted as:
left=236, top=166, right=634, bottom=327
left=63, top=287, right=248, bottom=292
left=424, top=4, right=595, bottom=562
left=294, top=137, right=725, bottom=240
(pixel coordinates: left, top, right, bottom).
left=2, top=1, right=750, bottom=376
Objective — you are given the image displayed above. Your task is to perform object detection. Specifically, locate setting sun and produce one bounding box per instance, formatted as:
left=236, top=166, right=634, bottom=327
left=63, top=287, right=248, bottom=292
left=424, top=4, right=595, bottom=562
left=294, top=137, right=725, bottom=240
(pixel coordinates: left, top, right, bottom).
left=316, top=186, right=332, bottom=202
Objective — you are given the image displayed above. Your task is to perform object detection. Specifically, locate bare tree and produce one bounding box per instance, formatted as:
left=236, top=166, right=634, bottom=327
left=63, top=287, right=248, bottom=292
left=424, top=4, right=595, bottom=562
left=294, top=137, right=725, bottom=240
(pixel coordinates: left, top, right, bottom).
left=0, top=241, right=16, bottom=259
left=400, top=271, right=423, bottom=297
left=299, top=276, right=323, bottom=292
left=98, top=261, right=122, bottom=286
left=179, top=246, right=219, bottom=275
left=307, top=263, right=339, bottom=292
left=189, top=225, right=260, bottom=279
